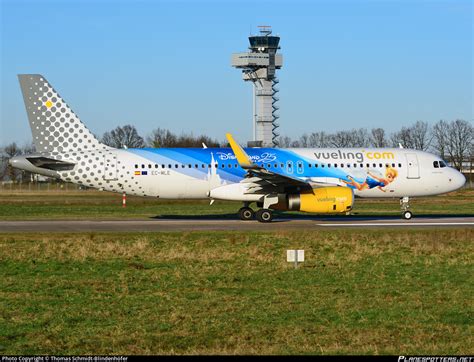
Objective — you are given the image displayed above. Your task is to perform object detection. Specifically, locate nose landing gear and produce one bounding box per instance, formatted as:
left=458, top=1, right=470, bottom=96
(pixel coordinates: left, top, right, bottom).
left=400, top=197, right=413, bottom=220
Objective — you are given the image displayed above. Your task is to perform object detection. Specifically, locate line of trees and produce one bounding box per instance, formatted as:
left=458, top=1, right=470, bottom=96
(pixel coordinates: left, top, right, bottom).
left=1, top=119, right=473, bottom=182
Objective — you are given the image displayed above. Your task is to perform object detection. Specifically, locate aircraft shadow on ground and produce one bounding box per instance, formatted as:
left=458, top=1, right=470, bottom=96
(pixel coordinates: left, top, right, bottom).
left=150, top=213, right=473, bottom=221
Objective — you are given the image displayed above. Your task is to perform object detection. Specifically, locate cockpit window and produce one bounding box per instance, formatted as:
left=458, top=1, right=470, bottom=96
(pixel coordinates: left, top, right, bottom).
left=439, top=160, right=447, bottom=168
left=433, top=161, right=439, bottom=168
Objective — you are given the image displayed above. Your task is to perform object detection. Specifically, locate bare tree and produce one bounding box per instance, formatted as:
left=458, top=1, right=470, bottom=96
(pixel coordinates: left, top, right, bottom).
left=102, top=125, right=145, bottom=149
left=308, top=131, right=330, bottom=147
left=432, top=120, right=450, bottom=159
left=410, top=121, right=432, bottom=151
left=176, top=133, right=221, bottom=148
left=370, top=128, right=387, bottom=148
left=352, top=128, right=370, bottom=147
left=390, top=127, right=414, bottom=149
left=446, top=119, right=473, bottom=170
left=298, top=133, right=309, bottom=148
left=147, top=128, right=220, bottom=148
left=277, top=136, right=292, bottom=148
left=147, top=128, right=178, bottom=148
left=329, top=131, right=354, bottom=147
left=390, top=121, right=432, bottom=150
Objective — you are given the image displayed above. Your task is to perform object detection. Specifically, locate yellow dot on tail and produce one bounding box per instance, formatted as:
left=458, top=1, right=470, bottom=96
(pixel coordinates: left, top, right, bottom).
left=45, top=100, right=53, bottom=108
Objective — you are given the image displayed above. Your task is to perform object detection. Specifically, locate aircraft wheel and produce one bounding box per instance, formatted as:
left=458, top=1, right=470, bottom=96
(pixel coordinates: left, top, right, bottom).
left=238, top=207, right=255, bottom=221
left=256, top=209, right=273, bottom=223
left=402, top=210, right=413, bottom=220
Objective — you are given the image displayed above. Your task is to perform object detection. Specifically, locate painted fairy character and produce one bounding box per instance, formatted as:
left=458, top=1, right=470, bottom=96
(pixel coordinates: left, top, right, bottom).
left=342, top=167, right=398, bottom=192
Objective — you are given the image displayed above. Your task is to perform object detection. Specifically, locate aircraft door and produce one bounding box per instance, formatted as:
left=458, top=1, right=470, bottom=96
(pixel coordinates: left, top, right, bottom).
left=104, top=153, right=118, bottom=180
left=405, top=153, right=420, bottom=179
left=296, top=161, right=304, bottom=174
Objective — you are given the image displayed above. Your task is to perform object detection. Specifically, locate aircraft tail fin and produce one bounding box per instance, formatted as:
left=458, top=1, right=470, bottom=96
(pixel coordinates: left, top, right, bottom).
left=18, top=74, right=109, bottom=153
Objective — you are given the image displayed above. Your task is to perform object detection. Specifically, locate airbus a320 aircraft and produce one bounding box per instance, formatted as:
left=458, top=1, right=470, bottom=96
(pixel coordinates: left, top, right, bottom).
left=10, top=75, right=466, bottom=222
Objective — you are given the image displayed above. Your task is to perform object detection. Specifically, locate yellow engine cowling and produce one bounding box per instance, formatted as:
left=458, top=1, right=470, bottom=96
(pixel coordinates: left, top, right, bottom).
left=274, top=186, right=354, bottom=214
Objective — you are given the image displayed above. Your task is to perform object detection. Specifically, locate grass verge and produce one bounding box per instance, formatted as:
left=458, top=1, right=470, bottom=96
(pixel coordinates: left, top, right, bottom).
left=0, top=229, right=472, bottom=354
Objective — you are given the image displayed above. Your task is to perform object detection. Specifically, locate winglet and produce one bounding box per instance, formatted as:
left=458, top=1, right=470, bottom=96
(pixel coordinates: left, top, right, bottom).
left=226, top=133, right=254, bottom=168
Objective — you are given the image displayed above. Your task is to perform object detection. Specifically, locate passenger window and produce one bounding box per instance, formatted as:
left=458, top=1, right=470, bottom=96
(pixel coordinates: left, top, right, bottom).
left=228, top=164, right=232, bottom=168
left=353, top=163, right=357, bottom=168
left=182, top=164, right=185, bottom=168
left=398, top=163, right=402, bottom=168
left=148, top=164, right=152, bottom=169
left=360, top=164, right=363, bottom=168
left=162, top=164, right=165, bottom=169
left=221, top=164, right=225, bottom=168
left=373, top=163, right=376, bottom=168
left=334, top=164, right=337, bottom=168
left=267, top=164, right=271, bottom=168
left=141, top=164, right=145, bottom=168
left=155, top=164, right=158, bottom=168
left=168, top=164, right=172, bottom=168
left=175, top=164, right=178, bottom=168
left=321, top=164, right=325, bottom=168
left=340, top=164, right=344, bottom=168
left=392, top=163, right=395, bottom=167
left=308, top=164, right=312, bottom=168
left=379, top=163, right=383, bottom=168
left=433, top=161, right=439, bottom=168
left=328, top=164, right=331, bottom=168
left=134, top=164, right=138, bottom=169
left=315, top=164, right=318, bottom=168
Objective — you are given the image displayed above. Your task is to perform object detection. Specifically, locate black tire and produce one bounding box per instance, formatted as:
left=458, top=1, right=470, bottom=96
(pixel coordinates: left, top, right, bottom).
left=238, top=207, right=255, bottom=221
left=256, top=209, right=273, bottom=223
left=402, top=210, right=413, bottom=220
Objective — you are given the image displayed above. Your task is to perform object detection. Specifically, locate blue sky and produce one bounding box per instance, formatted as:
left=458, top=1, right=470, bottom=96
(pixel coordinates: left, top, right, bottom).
left=1, top=0, right=472, bottom=146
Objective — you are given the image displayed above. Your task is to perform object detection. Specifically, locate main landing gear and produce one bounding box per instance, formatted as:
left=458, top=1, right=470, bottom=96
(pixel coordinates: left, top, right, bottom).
left=238, top=198, right=275, bottom=223
left=238, top=206, right=274, bottom=222
left=400, top=196, right=413, bottom=220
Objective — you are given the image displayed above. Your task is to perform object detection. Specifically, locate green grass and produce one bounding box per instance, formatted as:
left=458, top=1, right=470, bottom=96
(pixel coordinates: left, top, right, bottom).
left=0, top=189, right=473, bottom=220
left=0, top=230, right=473, bottom=355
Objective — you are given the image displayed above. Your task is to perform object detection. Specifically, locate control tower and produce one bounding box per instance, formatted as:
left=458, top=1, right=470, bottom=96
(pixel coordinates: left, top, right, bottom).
left=231, top=26, right=283, bottom=147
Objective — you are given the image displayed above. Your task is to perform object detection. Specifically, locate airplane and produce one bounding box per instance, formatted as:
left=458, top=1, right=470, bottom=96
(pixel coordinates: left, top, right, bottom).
left=9, top=74, right=466, bottom=222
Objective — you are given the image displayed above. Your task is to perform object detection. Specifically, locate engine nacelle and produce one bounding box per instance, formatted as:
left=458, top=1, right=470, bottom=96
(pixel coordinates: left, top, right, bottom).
left=273, top=187, right=354, bottom=214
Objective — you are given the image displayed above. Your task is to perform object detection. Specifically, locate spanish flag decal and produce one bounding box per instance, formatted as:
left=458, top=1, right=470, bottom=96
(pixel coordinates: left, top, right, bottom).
left=134, top=171, right=141, bottom=176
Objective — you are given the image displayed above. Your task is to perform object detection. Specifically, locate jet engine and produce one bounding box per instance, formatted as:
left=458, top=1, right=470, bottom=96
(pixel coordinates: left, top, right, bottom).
left=273, top=186, right=354, bottom=214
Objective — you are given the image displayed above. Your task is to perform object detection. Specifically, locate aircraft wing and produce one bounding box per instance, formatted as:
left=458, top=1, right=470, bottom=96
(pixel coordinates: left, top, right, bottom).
left=226, top=133, right=313, bottom=194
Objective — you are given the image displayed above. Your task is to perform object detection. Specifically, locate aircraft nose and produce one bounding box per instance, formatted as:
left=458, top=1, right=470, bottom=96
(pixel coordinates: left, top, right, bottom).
left=449, top=169, right=466, bottom=191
